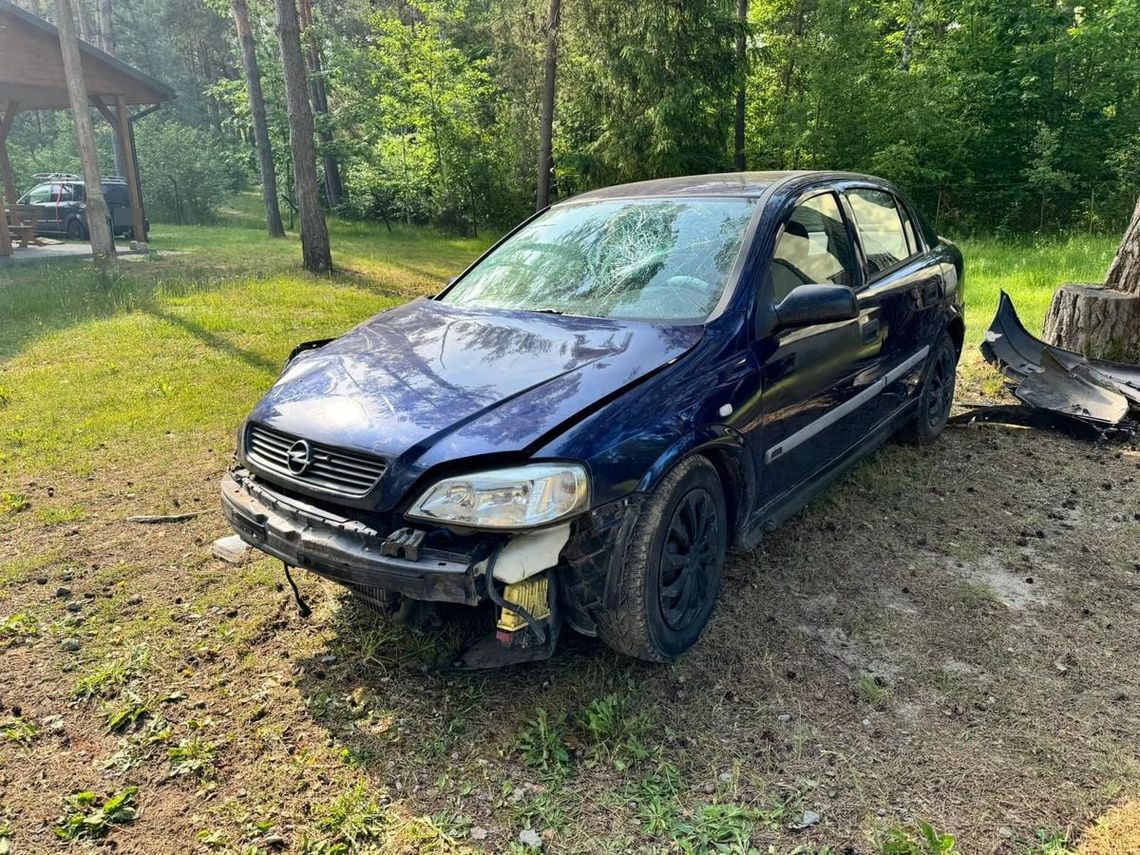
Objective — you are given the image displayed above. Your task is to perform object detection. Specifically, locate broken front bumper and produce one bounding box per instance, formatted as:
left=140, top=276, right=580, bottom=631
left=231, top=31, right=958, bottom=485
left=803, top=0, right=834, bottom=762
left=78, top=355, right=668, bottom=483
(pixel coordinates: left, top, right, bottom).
left=220, top=469, right=483, bottom=605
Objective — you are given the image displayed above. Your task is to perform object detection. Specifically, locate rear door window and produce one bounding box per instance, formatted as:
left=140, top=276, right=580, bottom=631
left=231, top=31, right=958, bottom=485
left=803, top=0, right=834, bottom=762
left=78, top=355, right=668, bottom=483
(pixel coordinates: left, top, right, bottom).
left=845, top=189, right=915, bottom=276
left=768, top=192, right=857, bottom=303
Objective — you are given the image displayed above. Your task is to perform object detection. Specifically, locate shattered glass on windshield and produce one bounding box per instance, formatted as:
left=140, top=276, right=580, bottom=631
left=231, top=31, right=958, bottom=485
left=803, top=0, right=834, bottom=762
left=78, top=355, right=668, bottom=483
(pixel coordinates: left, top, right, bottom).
left=441, top=198, right=757, bottom=323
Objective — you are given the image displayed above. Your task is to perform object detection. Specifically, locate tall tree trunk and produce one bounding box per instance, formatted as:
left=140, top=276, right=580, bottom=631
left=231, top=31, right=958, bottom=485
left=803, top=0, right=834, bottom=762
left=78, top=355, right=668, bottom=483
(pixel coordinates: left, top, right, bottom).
left=96, top=0, right=114, bottom=52
left=297, top=0, right=342, bottom=209
left=535, top=0, right=560, bottom=210
left=233, top=0, right=285, bottom=237
left=900, top=0, right=923, bottom=71
left=75, top=0, right=91, bottom=41
left=275, top=0, right=331, bottom=273
left=1044, top=195, right=1140, bottom=362
left=734, top=0, right=748, bottom=171
left=1104, top=196, right=1140, bottom=296
left=92, top=0, right=129, bottom=179
left=56, top=0, right=116, bottom=272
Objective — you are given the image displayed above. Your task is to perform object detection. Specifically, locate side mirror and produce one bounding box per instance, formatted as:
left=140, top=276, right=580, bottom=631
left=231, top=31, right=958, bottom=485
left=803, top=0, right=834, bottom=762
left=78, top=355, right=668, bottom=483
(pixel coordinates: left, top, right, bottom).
left=774, top=284, right=858, bottom=329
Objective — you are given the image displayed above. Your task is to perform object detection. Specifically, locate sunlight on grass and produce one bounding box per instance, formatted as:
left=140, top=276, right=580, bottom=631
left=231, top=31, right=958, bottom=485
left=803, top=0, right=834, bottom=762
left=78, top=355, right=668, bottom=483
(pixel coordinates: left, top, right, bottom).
left=958, top=234, right=1117, bottom=350
left=0, top=203, right=492, bottom=478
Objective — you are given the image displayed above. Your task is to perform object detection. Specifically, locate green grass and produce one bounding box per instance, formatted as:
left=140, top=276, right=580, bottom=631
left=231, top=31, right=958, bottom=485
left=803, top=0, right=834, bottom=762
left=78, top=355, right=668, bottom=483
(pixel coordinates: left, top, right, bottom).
left=957, top=234, right=1117, bottom=351
left=0, top=195, right=491, bottom=479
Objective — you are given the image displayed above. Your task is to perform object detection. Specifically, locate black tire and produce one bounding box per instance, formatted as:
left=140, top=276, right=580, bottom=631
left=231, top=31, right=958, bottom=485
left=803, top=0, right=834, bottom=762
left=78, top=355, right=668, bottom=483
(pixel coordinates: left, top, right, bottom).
left=597, top=455, right=727, bottom=662
left=899, top=331, right=958, bottom=444
left=65, top=217, right=88, bottom=241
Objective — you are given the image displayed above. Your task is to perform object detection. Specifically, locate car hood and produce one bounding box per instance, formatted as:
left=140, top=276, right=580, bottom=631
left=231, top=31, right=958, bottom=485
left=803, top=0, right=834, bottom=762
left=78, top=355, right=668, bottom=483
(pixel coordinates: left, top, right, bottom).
left=247, top=298, right=703, bottom=462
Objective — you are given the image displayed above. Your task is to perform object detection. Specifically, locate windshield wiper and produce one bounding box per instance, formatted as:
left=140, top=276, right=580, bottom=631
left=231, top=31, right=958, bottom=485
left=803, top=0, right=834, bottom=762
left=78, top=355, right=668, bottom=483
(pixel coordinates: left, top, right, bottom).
left=532, top=307, right=566, bottom=315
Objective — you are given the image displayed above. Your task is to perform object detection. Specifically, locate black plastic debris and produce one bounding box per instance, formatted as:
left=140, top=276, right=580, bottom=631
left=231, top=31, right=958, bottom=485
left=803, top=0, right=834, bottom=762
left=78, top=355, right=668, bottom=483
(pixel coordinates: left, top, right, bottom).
left=949, top=405, right=1104, bottom=442
left=982, top=291, right=1140, bottom=398
left=979, top=291, right=1140, bottom=430
left=1013, top=349, right=1130, bottom=424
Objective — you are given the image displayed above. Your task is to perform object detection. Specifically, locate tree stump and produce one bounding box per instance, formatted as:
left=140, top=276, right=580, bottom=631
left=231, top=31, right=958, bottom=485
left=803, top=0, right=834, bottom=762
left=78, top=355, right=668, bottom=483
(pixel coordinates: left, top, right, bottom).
left=1043, top=283, right=1140, bottom=363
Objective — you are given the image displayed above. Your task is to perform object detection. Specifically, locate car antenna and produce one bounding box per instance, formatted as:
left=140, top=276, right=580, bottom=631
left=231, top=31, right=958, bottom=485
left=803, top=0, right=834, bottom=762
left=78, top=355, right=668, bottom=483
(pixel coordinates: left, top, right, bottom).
left=282, top=562, right=312, bottom=618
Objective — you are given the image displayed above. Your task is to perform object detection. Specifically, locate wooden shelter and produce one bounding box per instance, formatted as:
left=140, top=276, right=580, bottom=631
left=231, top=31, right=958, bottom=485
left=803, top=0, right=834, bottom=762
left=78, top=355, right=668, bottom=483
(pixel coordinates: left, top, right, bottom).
left=0, top=0, right=173, bottom=255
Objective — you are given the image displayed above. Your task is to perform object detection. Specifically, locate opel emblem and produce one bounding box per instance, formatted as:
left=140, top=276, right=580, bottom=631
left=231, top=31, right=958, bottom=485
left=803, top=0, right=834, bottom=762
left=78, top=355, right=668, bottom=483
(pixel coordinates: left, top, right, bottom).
left=286, top=439, right=313, bottom=474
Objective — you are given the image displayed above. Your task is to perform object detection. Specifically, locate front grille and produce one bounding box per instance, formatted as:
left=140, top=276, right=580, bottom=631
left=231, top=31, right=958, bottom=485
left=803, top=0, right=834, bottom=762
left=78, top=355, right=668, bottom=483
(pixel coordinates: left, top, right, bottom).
left=245, top=424, right=387, bottom=497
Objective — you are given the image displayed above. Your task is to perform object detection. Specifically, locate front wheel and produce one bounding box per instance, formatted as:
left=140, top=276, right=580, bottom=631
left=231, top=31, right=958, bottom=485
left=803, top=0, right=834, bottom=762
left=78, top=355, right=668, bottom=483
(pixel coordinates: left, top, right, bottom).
left=65, top=217, right=88, bottom=241
left=899, top=331, right=958, bottom=444
left=597, top=456, right=727, bottom=662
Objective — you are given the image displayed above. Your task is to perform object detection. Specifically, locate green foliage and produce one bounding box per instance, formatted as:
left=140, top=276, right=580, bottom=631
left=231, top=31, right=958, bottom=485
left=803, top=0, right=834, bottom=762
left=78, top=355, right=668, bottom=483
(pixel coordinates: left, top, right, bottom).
left=134, top=119, right=245, bottom=224
left=577, top=693, right=655, bottom=768
left=168, top=736, right=221, bottom=778
left=881, top=821, right=958, bottom=855
left=1, top=716, right=38, bottom=745
left=559, top=0, right=741, bottom=187
left=0, top=613, right=38, bottom=645
left=0, top=492, right=29, bottom=516
left=72, top=648, right=150, bottom=700
left=54, top=787, right=139, bottom=841
left=10, top=0, right=1140, bottom=235
left=105, top=691, right=152, bottom=733
left=517, top=707, right=571, bottom=774
left=303, top=782, right=390, bottom=853
left=855, top=673, right=886, bottom=705
left=1033, top=829, right=1077, bottom=854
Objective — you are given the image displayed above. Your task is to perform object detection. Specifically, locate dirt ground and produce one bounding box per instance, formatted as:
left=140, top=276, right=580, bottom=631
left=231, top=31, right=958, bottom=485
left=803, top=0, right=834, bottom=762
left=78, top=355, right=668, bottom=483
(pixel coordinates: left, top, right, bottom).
left=2, top=386, right=1139, bottom=853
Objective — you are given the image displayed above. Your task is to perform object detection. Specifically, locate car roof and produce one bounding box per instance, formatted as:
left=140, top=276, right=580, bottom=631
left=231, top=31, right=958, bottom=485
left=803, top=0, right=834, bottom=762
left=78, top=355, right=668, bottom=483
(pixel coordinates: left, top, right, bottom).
left=563, top=170, right=884, bottom=203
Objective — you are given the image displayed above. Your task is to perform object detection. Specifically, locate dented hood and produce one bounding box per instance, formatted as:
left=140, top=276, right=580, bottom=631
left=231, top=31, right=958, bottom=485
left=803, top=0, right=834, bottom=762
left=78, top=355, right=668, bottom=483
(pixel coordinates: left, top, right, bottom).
left=247, top=298, right=702, bottom=459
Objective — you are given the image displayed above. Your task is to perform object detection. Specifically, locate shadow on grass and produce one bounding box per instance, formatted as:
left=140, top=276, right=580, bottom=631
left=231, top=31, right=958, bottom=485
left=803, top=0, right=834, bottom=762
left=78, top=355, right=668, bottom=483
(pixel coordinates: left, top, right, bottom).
left=0, top=261, right=239, bottom=364
left=137, top=303, right=281, bottom=374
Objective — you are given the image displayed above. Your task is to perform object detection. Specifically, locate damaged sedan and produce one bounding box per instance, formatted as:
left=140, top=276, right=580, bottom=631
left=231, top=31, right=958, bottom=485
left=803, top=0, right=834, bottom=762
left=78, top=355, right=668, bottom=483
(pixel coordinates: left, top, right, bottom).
left=221, top=171, right=965, bottom=666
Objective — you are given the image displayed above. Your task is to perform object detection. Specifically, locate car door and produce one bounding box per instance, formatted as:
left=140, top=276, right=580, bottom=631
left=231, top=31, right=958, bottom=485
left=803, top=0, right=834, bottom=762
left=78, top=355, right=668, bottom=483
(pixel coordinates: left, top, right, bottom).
left=841, top=186, right=943, bottom=420
left=23, top=183, right=53, bottom=231
left=749, top=190, right=877, bottom=510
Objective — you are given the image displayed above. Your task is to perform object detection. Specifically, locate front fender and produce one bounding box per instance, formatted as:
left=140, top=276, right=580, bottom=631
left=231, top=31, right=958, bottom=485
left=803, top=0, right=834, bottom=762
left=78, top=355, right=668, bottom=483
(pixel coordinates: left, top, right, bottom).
left=636, top=425, right=756, bottom=548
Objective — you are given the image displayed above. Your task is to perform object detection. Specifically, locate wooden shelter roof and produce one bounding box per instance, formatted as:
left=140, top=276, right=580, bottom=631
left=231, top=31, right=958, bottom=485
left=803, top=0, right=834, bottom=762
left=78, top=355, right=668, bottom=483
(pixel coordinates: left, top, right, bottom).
left=0, top=0, right=174, bottom=108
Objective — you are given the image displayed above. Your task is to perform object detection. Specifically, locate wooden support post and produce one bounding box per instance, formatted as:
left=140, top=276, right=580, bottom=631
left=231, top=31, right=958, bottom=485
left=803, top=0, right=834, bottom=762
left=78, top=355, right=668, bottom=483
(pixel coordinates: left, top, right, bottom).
left=115, top=95, right=146, bottom=244
left=0, top=100, right=18, bottom=258
left=0, top=100, right=19, bottom=208
left=92, top=97, right=128, bottom=179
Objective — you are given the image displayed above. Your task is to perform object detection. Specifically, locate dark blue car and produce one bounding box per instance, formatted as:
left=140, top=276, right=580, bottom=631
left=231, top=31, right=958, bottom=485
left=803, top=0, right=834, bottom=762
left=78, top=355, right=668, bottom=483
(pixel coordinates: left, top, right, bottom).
left=222, top=171, right=964, bottom=666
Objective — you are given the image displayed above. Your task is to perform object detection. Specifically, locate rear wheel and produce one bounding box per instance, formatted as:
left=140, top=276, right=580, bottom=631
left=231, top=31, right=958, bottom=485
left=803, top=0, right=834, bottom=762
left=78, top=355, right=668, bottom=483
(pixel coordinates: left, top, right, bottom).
left=899, top=331, right=957, bottom=444
left=65, top=217, right=88, bottom=241
left=597, top=456, right=727, bottom=662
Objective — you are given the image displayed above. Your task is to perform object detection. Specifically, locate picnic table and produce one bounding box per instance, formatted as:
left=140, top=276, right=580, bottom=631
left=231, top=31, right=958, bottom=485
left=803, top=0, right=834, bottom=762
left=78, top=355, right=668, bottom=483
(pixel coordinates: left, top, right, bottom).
left=5, top=204, right=40, bottom=248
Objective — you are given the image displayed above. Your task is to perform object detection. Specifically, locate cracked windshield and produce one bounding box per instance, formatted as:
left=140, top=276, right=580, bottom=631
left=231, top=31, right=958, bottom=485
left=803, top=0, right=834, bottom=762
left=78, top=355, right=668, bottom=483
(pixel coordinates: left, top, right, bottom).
left=441, top=198, right=757, bottom=323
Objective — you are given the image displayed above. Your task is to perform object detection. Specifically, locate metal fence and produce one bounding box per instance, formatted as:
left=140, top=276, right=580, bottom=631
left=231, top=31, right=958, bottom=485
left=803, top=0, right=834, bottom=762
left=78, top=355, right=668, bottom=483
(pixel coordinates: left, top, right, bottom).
left=907, top=182, right=1139, bottom=238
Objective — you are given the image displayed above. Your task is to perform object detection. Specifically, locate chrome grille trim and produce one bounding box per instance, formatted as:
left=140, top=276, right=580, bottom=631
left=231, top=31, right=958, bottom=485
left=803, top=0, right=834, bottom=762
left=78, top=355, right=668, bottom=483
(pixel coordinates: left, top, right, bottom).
left=245, top=424, right=387, bottom=497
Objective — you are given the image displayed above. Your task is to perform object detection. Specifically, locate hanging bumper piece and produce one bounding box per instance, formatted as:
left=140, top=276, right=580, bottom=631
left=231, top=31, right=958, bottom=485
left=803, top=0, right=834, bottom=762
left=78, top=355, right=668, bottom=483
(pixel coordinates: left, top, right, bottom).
left=979, top=291, right=1140, bottom=429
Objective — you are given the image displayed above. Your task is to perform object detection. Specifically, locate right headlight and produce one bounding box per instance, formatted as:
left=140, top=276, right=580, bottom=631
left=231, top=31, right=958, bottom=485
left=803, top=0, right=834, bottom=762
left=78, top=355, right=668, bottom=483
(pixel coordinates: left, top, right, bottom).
left=405, top=463, right=589, bottom=530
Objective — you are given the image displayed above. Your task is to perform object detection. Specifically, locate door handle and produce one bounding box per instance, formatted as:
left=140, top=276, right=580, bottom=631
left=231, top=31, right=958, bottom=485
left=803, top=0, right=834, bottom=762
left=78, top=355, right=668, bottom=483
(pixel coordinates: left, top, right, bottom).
left=913, top=277, right=943, bottom=307
left=862, top=318, right=880, bottom=343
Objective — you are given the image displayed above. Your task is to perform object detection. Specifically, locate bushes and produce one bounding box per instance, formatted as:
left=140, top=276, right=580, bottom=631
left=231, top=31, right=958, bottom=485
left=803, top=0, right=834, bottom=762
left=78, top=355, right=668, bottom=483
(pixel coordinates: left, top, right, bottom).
left=133, top=119, right=247, bottom=225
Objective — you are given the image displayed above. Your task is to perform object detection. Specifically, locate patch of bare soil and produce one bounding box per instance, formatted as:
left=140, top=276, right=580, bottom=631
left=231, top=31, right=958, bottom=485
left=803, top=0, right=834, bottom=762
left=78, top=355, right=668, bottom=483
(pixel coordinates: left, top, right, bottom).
left=1, top=418, right=1138, bottom=853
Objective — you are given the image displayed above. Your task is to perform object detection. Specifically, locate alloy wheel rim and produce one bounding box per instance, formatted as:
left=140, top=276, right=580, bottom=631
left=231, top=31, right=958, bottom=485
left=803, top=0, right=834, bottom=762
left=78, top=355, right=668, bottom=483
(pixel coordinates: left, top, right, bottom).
left=658, top=488, right=719, bottom=631
left=927, top=349, right=955, bottom=426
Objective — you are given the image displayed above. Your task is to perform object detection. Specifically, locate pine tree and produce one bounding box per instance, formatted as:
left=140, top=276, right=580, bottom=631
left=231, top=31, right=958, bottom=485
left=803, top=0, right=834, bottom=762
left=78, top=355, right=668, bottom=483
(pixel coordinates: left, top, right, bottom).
left=274, top=0, right=331, bottom=272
